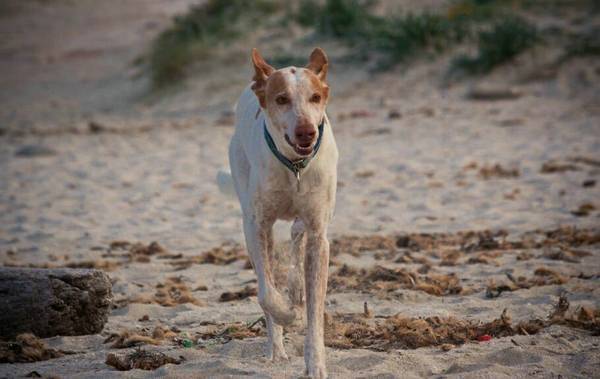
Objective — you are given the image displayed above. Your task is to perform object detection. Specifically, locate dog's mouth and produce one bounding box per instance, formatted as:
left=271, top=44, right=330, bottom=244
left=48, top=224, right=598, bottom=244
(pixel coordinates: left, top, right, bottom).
left=285, top=134, right=314, bottom=156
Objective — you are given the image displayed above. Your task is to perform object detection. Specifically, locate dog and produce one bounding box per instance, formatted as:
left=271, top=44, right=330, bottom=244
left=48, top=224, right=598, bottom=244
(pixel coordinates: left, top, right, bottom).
left=228, top=47, right=337, bottom=378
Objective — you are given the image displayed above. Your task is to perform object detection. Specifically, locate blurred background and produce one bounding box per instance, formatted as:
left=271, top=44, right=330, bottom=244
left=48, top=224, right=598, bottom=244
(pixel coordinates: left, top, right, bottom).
left=1, top=0, right=598, bottom=258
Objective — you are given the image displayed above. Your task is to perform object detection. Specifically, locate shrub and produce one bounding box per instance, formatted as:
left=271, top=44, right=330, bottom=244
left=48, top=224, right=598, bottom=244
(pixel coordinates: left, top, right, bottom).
left=451, top=16, right=538, bottom=74
left=149, top=0, right=281, bottom=88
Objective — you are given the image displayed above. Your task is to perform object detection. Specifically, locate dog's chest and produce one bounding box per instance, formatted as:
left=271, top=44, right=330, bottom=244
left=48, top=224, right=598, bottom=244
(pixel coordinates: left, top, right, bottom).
left=256, top=169, right=325, bottom=220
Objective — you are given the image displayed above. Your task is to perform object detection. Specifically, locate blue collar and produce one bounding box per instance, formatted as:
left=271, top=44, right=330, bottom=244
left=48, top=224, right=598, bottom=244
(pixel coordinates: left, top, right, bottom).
left=263, top=119, right=325, bottom=178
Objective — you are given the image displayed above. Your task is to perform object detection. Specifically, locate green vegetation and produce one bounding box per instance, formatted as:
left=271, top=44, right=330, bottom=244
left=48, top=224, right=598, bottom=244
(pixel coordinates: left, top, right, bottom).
left=291, top=0, right=527, bottom=69
left=148, top=0, right=598, bottom=88
left=451, top=16, right=538, bottom=74
left=564, top=27, right=600, bottom=58
left=149, top=0, right=281, bottom=88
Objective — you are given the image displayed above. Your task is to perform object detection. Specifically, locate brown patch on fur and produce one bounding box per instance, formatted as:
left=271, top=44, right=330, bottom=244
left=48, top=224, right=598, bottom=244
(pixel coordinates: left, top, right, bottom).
left=251, top=48, right=275, bottom=108
left=305, top=70, right=329, bottom=101
left=0, top=334, right=64, bottom=363
left=306, top=47, right=328, bottom=81
left=105, top=349, right=183, bottom=371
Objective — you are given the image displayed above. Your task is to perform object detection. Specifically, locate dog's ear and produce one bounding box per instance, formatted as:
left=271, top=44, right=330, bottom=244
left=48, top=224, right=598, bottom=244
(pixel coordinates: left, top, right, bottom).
left=251, top=48, right=274, bottom=108
left=306, top=47, right=328, bottom=82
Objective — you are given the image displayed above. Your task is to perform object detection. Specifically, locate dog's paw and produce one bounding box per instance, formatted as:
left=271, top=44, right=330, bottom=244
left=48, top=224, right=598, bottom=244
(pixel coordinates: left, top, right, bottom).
left=268, top=347, right=289, bottom=362
left=305, top=364, right=327, bottom=379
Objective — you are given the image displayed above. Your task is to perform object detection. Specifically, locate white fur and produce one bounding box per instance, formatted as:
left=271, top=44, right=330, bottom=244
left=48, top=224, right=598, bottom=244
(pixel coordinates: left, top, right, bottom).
left=228, top=82, right=338, bottom=378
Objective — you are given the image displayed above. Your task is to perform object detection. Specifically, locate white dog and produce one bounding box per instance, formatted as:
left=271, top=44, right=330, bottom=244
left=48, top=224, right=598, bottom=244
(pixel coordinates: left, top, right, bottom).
left=228, top=48, right=338, bottom=378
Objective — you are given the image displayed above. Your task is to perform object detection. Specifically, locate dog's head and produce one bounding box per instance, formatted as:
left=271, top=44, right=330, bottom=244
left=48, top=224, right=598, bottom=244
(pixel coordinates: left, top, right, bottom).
left=251, top=48, right=329, bottom=158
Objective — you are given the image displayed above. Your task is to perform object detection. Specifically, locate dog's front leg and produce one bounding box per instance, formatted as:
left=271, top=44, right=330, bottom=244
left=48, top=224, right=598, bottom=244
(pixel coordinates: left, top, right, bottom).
left=304, top=227, right=329, bottom=379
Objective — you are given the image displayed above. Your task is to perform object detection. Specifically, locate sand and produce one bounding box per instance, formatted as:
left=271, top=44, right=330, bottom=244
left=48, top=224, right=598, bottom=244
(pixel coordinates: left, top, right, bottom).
left=1, top=0, right=599, bottom=378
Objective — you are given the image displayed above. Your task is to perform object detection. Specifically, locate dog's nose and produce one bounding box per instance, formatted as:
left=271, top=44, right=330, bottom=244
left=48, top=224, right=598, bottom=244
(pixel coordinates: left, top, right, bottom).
left=295, top=126, right=317, bottom=145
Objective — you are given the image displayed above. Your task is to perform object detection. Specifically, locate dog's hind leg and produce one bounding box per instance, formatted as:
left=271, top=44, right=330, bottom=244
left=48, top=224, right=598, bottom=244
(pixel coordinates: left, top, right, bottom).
left=288, top=218, right=306, bottom=309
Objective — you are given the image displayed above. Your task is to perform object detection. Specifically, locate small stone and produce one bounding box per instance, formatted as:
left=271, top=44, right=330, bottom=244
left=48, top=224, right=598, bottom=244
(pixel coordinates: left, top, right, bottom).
left=88, top=121, right=106, bottom=133
left=467, top=85, right=523, bottom=101
left=388, top=109, right=402, bottom=119
left=582, top=179, right=596, bottom=188
left=15, top=145, right=56, bottom=158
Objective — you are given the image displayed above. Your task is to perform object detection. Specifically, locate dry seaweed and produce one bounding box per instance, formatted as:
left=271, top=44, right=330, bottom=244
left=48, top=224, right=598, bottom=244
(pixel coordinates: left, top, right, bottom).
left=167, top=242, right=246, bottom=270
left=196, top=320, right=265, bottom=345
left=0, top=334, right=64, bottom=363
left=330, top=235, right=397, bottom=257
left=219, top=286, right=257, bottom=302
left=324, top=295, right=600, bottom=351
left=540, top=161, right=580, bottom=173
left=466, top=253, right=498, bottom=265
left=108, top=241, right=170, bottom=263
left=130, top=277, right=204, bottom=307
left=542, top=226, right=600, bottom=246
left=478, top=164, right=520, bottom=179
left=486, top=268, right=569, bottom=298
left=571, top=203, right=596, bottom=217
left=103, top=326, right=177, bottom=348
left=106, top=348, right=183, bottom=371
left=3, top=259, right=120, bottom=271
left=329, top=264, right=464, bottom=297
left=569, top=156, right=600, bottom=168
left=542, top=247, right=591, bottom=263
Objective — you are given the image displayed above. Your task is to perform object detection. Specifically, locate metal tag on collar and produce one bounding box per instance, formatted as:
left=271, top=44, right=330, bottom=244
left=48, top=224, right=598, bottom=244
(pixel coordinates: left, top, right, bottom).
left=295, top=169, right=300, bottom=191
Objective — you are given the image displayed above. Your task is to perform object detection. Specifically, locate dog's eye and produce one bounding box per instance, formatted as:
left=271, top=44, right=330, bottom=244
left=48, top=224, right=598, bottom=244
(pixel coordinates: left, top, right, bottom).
left=310, top=93, right=321, bottom=103
left=276, top=96, right=289, bottom=105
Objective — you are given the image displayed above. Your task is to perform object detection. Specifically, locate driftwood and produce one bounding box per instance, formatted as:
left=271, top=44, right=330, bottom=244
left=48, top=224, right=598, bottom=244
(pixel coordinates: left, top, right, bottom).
left=0, top=267, right=112, bottom=338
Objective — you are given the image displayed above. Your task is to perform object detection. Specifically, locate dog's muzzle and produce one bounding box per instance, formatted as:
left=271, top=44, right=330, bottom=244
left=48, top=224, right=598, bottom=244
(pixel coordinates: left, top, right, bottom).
left=285, top=134, right=316, bottom=156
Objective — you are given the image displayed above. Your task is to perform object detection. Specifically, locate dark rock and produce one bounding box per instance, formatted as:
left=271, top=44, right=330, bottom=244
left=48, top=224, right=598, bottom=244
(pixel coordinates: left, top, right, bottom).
left=0, top=267, right=112, bottom=338
left=15, top=145, right=56, bottom=158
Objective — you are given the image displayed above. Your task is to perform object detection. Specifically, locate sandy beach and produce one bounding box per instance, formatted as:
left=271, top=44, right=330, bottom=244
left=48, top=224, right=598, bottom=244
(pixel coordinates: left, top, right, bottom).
left=1, top=0, right=599, bottom=378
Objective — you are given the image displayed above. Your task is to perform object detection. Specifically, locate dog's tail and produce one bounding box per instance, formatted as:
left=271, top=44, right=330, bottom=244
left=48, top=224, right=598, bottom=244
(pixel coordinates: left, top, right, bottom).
left=216, top=169, right=237, bottom=197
